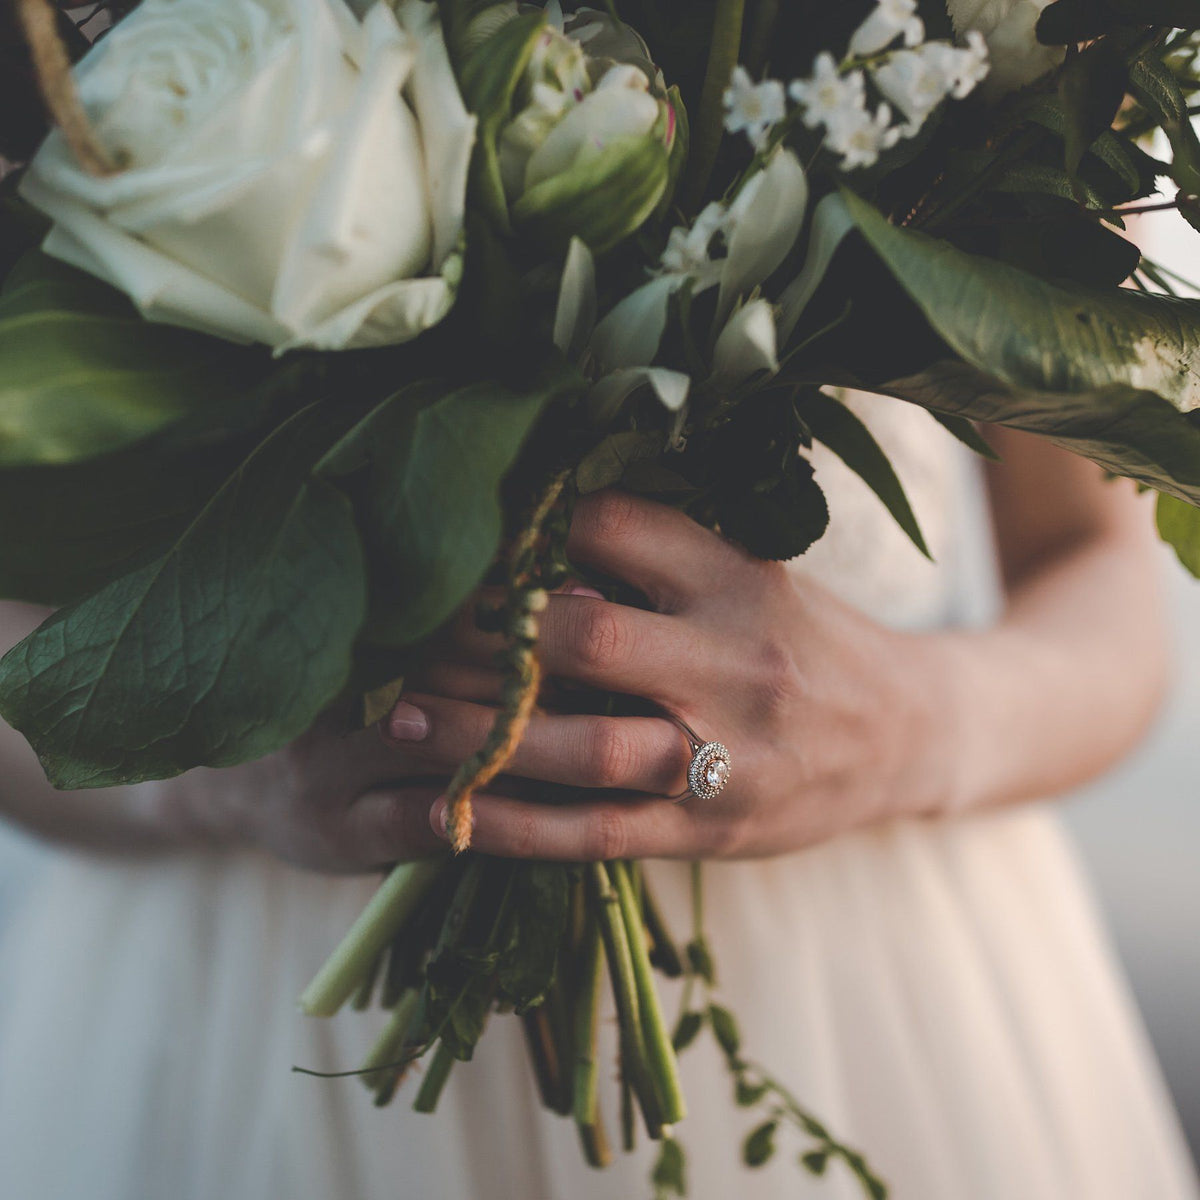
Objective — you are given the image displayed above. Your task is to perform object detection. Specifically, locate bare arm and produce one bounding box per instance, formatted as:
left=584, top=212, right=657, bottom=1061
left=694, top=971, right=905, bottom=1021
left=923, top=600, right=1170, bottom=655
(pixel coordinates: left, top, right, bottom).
left=0, top=603, right=183, bottom=853
left=934, top=427, right=1169, bottom=811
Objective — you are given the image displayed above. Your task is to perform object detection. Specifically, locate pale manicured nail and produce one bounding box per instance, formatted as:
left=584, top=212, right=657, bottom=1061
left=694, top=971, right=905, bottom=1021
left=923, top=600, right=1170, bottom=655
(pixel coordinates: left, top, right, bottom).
left=388, top=700, right=428, bottom=742
left=563, top=582, right=605, bottom=600
left=430, top=797, right=450, bottom=839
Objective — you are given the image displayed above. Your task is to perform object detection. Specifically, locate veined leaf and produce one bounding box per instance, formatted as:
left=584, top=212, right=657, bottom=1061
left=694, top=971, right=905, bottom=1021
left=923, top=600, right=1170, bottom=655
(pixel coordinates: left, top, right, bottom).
left=0, top=253, right=269, bottom=466
left=0, top=405, right=366, bottom=787
left=801, top=389, right=930, bottom=558
left=321, top=371, right=572, bottom=647
left=0, top=434, right=247, bottom=606
left=842, top=191, right=1200, bottom=503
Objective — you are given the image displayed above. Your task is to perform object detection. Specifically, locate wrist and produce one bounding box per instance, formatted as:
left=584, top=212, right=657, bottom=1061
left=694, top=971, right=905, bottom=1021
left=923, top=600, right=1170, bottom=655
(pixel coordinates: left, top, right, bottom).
left=888, top=628, right=982, bottom=820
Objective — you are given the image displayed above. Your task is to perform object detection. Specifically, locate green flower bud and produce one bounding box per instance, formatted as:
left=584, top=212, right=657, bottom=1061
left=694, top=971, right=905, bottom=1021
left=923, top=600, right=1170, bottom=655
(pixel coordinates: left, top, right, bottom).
left=465, top=5, right=680, bottom=252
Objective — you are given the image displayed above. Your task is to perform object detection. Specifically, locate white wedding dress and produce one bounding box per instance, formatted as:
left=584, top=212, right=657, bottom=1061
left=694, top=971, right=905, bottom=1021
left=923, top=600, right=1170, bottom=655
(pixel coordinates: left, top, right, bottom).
left=0, top=395, right=1196, bottom=1200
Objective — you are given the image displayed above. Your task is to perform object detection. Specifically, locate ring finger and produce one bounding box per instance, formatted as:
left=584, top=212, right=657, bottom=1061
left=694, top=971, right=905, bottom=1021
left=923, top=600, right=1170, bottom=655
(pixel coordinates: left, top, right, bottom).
left=381, top=692, right=693, bottom=796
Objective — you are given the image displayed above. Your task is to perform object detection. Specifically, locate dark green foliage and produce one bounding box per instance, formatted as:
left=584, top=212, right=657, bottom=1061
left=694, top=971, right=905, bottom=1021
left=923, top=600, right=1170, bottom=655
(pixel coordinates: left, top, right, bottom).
left=0, top=405, right=368, bottom=787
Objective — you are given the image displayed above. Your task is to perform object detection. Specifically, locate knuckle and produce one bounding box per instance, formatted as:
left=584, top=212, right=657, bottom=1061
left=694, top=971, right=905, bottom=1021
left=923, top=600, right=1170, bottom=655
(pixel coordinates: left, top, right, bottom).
left=585, top=719, right=637, bottom=789
left=584, top=489, right=643, bottom=546
left=573, top=604, right=627, bottom=675
left=582, top=807, right=628, bottom=861
left=749, top=636, right=803, bottom=720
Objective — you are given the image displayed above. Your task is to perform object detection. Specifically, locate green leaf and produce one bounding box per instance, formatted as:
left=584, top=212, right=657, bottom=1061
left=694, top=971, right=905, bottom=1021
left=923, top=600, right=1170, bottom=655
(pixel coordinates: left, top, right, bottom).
left=685, top=936, right=716, bottom=986
left=735, top=1077, right=770, bottom=1107
left=1156, top=492, right=1200, bottom=577
left=742, top=1120, right=778, bottom=1168
left=0, top=253, right=269, bottom=466
left=0, top=405, right=367, bottom=787
left=801, top=1149, right=830, bottom=1176
left=842, top=191, right=1200, bottom=504
left=801, top=389, right=930, bottom=558
left=1057, top=42, right=1128, bottom=182
left=0, top=435, right=246, bottom=606
left=708, top=1003, right=741, bottom=1058
left=651, top=1137, right=687, bottom=1196
left=1040, top=0, right=1200, bottom=42
left=1130, top=54, right=1200, bottom=195
left=320, top=374, right=566, bottom=647
left=672, top=1011, right=705, bottom=1052
left=496, top=863, right=571, bottom=1011
left=575, top=430, right=665, bottom=493
left=930, top=412, right=1000, bottom=460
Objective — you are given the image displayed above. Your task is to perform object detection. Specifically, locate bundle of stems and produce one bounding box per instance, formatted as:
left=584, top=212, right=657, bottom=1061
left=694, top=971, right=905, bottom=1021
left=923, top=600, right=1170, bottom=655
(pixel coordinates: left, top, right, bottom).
left=298, top=853, right=688, bottom=1164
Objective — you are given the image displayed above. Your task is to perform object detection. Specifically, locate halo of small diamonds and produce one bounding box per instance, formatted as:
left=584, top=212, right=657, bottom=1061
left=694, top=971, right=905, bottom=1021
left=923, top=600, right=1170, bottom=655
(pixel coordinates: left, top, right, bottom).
left=687, top=741, right=732, bottom=800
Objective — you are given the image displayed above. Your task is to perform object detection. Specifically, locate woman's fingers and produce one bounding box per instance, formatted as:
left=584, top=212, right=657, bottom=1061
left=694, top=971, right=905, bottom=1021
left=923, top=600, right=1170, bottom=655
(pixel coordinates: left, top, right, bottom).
left=427, top=793, right=715, bottom=861
left=447, top=593, right=704, bottom=701
left=382, top=693, right=692, bottom=795
left=566, top=490, right=734, bottom=612
left=340, top=787, right=449, bottom=867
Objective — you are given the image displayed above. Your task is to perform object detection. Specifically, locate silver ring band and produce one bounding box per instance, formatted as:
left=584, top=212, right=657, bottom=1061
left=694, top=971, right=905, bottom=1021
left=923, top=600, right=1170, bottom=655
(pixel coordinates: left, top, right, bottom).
left=662, top=713, right=732, bottom=803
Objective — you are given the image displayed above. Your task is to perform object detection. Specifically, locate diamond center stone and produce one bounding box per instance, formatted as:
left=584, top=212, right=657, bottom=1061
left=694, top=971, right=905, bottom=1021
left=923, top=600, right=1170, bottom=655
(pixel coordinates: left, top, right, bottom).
left=705, top=758, right=730, bottom=788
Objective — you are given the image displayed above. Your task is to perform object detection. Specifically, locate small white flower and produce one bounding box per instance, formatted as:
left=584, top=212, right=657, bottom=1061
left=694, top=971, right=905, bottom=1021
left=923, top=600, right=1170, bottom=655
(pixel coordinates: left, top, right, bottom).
left=825, top=103, right=902, bottom=170
left=873, top=43, right=964, bottom=135
left=945, top=30, right=990, bottom=98
left=723, top=65, right=787, bottom=149
left=789, top=53, right=867, bottom=133
left=660, top=201, right=728, bottom=275
left=848, top=0, right=925, bottom=58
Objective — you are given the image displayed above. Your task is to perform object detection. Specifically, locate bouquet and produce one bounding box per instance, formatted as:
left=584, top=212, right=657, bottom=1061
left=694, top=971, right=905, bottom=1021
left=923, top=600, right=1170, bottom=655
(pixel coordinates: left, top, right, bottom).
left=5, top=0, right=1200, bottom=1194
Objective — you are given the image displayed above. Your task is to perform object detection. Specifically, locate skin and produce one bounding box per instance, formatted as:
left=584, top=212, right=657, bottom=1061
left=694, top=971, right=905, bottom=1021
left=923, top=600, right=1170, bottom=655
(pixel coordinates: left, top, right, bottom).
left=0, top=428, right=1169, bottom=869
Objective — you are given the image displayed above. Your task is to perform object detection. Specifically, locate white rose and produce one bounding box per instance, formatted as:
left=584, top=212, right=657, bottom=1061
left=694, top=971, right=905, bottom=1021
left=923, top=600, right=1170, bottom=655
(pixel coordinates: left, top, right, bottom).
left=945, top=0, right=1064, bottom=97
left=19, top=0, right=476, bottom=353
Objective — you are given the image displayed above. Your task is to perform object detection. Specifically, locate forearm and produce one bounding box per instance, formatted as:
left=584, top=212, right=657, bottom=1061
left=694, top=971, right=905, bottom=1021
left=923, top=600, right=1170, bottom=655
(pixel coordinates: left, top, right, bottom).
left=927, top=488, right=1167, bottom=815
left=0, top=603, right=185, bottom=854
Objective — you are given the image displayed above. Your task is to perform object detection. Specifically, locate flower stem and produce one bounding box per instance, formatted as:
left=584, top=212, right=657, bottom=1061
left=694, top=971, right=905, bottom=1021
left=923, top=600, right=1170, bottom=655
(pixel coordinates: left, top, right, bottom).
left=681, top=0, right=746, bottom=213
left=588, top=862, right=664, bottom=1138
left=359, top=988, right=420, bottom=1096
left=612, top=861, right=687, bottom=1125
left=412, top=1040, right=457, bottom=1114
left=572, top=909, right=612, bottom=1166
left=299, top=859, right=446, bottom=1017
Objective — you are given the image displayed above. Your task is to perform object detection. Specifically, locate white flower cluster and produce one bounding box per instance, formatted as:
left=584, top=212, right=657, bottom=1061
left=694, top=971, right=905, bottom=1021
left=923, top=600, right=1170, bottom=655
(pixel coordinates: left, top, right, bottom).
left=724, top=0, right=989, bottom=171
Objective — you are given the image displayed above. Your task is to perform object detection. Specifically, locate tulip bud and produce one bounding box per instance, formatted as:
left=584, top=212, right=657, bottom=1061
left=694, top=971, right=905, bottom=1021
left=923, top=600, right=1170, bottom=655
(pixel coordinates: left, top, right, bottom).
left=464, top=6, right=679, bottom=253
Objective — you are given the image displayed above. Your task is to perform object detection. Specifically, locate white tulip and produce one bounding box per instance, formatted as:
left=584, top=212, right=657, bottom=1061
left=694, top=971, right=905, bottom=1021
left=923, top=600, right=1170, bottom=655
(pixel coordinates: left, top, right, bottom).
left=20, top=0, right=476, bottom=353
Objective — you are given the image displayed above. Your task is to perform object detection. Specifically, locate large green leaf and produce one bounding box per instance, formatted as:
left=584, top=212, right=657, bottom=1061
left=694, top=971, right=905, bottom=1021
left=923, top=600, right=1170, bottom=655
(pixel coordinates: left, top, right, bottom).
left=800, top=389, right=930, bottom=558
left=0, top=405, right=367, bottom=788
left=0, top=435, right=245, bottom=606
left=842, top=191, right=1200, bottom=503
left=0, top=252, right=270, bottom=467
left=321, top=374, right=566, bottom=647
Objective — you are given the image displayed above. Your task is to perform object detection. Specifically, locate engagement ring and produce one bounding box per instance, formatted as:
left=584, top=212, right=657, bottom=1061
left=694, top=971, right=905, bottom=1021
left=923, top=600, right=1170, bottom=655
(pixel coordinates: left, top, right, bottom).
left=663, top=714, right=732, bottom=802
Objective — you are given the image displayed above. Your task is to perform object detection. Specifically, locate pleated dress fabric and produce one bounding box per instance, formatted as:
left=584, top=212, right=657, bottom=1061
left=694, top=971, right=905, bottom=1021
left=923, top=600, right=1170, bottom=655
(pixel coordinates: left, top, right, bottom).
left=0, top=395, right=1196, bottom=1200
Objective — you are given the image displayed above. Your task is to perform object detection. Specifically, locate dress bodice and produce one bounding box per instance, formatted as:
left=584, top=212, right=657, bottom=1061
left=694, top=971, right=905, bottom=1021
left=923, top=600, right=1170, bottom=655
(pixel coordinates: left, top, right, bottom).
left=792, top=391, right=1000, bottom=632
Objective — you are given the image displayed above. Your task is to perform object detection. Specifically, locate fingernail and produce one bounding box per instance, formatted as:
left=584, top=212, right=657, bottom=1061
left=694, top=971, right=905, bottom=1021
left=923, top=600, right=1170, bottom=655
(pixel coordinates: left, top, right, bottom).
left=430, top=797, right=450, bottom=839
left=563, top=581, right=605, bottom=600
left=388, top=700, right=429, bottom=742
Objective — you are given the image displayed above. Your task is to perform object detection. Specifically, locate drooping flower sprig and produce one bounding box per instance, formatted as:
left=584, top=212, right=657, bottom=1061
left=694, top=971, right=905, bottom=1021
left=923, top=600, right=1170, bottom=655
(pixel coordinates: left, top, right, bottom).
left=725, top=0, right=989, bottom=171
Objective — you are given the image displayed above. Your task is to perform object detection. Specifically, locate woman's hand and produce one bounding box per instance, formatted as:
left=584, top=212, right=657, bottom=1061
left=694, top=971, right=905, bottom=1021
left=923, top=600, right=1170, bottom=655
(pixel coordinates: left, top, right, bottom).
left=166, top=718, right=450, bottom=871
left=1, top=596, right=450, bottom=869
left=382, top=491, right=953, bottom=861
